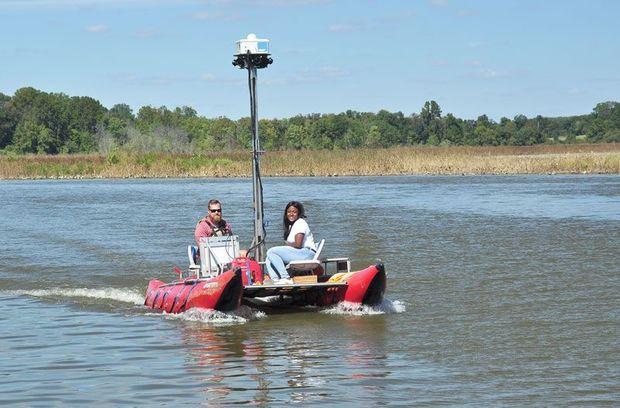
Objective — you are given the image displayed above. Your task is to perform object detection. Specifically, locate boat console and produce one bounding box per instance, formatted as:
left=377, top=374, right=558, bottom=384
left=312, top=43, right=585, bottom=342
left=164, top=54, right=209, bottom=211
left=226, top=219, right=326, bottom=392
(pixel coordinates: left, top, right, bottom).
left=188, top=235, right=240, bottom=278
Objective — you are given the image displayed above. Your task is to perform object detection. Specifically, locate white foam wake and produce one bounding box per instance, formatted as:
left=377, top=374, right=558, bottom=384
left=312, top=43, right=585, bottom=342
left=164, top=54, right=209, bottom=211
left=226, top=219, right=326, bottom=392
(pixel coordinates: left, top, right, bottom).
left=322, top=298, right=406, bottom=316
left=8, top=288, right=145, bottom=305
left=155, top=305, right=266, bottom=326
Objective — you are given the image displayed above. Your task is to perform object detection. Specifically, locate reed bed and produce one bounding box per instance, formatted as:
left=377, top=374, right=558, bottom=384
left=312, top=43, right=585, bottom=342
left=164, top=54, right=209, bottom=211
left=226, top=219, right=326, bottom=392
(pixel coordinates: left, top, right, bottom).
left=1, top=144, right=618, bottom=179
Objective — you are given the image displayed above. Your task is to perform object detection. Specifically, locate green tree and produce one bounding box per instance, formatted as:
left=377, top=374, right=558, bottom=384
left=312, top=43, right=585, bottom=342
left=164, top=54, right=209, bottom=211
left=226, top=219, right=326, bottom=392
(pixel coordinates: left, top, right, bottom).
left=498, top=117, right=516, bottom=145
left=9, top=89, right=69, bottom=153
left=64, top=129, right=96, bottom=153
left=12, top=120, right=54, bottom=153
left=513, top=114, right=527, bottom=130
left=341, top=119, right=364, bottom=148
left=136, top=106, right=172, bottom=133
left=178, top=106, right=197, bottom=118
left=374, top=110, right=409, bottom=146
left=365, top=125, right=382, bottom=148
left=106, top=117, right=129, bottom=145
left=444, top=113, right=463, bottom=145
left=588, top=101, right=620, bottom=142
left=109, top=103, right=134, bottom=122
left=8, top=87, right=40, bottom=119
left=284, top=123, right=305, bottom=149
left=210, top=117, right=237, bottom=150
left=68, top=96, right=105, bottom=133
left=409, top=114, right=426, bottom=144
left=514, top=125, right=537, bottom=145
left=420, top=101, right=443, bottom=144
left=0, top=92, right=16, bottom=149
left=235, top=117, right=253, bottom=149
left=421, top=100, right=442, bottom=124
left=473, top=115, right=499, bottom=145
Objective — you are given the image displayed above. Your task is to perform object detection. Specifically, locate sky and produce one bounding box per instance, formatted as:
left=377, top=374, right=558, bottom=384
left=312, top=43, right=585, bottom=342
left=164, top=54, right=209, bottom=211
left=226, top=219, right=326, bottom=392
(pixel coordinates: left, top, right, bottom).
left=0, top=0, right=618, bottom=120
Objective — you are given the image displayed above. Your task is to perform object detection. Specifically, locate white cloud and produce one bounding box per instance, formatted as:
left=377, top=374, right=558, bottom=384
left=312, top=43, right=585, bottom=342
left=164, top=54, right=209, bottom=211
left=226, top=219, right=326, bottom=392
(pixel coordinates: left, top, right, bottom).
left=86, top=24, right=108, bottom=33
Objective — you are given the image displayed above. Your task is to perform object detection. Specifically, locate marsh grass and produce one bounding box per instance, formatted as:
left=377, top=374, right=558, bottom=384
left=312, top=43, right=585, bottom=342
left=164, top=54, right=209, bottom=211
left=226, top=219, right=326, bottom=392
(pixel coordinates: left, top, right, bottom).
left=1, top=144, right=618, bottom=179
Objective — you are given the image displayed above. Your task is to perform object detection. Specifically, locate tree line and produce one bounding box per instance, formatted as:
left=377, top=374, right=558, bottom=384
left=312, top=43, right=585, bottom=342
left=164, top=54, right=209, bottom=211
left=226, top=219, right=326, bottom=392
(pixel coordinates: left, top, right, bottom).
left=0, top=87, right=618, bottom=155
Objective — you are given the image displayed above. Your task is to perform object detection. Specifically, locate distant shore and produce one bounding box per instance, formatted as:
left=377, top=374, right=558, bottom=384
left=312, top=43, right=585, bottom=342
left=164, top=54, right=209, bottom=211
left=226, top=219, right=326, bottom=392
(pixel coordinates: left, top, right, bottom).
left=1, top=144, right=618, bottom=179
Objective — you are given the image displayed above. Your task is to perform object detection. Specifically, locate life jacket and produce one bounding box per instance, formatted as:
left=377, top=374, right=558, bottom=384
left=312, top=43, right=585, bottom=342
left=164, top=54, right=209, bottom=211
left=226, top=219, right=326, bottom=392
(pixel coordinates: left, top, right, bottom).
left=200, top=216, right=232, bottom=237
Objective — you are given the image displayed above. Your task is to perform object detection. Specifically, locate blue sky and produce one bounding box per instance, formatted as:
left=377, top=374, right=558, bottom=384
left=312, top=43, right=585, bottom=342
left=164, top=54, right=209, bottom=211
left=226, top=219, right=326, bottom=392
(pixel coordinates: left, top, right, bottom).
left=0, top=0, right=618, bottom=120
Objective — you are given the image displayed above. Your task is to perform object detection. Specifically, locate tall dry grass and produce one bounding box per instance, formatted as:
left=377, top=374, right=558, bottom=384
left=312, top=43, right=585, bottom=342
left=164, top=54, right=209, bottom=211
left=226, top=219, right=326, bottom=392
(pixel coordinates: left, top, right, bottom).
left=1, top=144, right=618, bottom=179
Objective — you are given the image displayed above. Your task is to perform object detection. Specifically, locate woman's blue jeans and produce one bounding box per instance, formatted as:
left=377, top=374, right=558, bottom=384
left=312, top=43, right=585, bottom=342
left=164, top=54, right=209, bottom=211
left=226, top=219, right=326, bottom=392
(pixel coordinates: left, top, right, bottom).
left=265, top=246, right=315, bottom=279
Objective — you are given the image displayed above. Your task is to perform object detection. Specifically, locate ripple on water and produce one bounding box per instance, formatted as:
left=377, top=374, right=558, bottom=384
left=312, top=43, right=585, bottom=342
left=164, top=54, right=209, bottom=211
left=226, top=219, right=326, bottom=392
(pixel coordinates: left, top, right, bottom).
left=148, top=305, right=266, bottom=326
left=4, top=287, right=145, bottom=305
left=322, top=299, right=406, bottom=316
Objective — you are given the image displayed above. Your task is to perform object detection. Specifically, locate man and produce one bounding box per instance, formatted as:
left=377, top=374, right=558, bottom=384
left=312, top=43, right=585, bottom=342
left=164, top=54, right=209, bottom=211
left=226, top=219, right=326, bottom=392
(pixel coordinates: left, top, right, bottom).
left=194, top=199, right=233, bottom=246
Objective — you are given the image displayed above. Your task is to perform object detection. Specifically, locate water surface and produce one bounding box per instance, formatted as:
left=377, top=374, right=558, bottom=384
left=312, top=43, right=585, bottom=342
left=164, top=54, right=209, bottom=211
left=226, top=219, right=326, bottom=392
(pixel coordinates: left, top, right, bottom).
left=1, top=175, right=618, bottom=405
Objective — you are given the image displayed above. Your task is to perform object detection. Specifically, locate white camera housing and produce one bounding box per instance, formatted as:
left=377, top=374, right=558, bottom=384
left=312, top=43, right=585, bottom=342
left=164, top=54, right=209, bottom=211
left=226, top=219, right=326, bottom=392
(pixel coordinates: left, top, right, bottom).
left=235, top=33, right=270, bottom=55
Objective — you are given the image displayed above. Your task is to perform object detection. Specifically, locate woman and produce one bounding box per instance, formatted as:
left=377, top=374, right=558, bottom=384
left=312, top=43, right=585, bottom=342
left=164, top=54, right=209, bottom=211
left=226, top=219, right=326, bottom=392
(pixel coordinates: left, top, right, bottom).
left=265, top=201, right=317, bottom=284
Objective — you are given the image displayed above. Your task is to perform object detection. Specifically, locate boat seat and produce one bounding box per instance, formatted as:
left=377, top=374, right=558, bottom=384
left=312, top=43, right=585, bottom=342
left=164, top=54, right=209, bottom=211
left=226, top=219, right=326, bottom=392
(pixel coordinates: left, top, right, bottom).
left=286, top=239, right=325, bottom=273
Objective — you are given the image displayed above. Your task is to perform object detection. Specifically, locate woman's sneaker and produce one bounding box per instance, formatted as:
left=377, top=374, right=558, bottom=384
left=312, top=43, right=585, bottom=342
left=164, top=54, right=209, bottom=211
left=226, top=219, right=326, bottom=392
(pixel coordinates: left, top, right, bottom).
left=274, top=278, right=294, bottom=285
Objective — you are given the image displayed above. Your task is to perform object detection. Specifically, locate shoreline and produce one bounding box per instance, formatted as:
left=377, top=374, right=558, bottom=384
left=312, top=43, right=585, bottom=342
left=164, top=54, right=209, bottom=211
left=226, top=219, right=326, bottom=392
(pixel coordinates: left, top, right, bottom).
left=1, top=144, right=618, bottom=179
left=2, top=173, right=619, bottom=182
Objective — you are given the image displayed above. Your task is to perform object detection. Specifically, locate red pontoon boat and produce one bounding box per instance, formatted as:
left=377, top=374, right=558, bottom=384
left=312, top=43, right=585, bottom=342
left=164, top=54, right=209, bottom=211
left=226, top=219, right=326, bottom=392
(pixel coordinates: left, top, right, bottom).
left=144, top=34, right=387, bottom=314
left=144, top=241, right=386, bottom=314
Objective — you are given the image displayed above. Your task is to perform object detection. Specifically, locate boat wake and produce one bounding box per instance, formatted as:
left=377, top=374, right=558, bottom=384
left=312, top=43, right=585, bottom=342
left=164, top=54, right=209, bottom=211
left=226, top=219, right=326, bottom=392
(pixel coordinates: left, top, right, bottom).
left=6, top=288, right=403, bottom=319
left=154, top=305, right=266, bottom=326
left=322, top=299, right=406, bottom=316
left=6, top=287, right=145, bottom=305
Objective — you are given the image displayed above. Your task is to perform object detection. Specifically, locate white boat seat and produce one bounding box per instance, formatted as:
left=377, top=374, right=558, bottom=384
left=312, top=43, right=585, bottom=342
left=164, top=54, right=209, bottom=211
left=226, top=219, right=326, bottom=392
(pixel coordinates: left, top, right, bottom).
left=286, top=239, right=325, bottom=273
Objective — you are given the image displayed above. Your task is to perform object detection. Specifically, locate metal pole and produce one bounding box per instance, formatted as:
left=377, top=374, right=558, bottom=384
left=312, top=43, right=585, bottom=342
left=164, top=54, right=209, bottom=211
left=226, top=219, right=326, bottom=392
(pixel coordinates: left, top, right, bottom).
left=248, top=64, right=265, bottom=262
left=233, top=40, right=271, bottom=263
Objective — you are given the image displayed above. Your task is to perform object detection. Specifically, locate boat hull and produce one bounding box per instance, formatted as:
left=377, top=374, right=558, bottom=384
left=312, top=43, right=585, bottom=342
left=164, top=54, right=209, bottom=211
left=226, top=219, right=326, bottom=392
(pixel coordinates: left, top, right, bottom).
left=242, top=263, right=386, bottom=309
left=341, top=262, right=386, bottom=305
left=144, top=263, right=386, bottom=313
left=144, top=269, right=243, bottom=313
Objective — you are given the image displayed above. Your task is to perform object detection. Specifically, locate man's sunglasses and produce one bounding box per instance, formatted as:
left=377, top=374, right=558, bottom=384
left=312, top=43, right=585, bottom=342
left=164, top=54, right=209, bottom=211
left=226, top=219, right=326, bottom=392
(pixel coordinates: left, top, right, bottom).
left=209, top=208, right=222, bottom=213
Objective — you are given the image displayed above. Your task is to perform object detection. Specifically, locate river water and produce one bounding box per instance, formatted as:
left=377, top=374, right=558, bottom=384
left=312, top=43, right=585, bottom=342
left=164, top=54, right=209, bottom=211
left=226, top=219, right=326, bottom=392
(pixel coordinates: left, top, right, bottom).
left=1, top=175, right=618, bottom=406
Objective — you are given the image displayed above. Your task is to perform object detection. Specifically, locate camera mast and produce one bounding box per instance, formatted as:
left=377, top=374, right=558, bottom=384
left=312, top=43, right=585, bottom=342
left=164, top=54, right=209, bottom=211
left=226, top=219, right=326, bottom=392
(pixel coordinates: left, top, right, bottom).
left=232, top=34, right=273, bottom=262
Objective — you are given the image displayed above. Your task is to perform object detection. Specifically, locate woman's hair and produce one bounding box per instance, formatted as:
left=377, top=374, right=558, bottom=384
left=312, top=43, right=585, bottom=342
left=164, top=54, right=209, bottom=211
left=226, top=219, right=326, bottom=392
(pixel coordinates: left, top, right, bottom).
left=282, top=201, right=306, bottom=239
